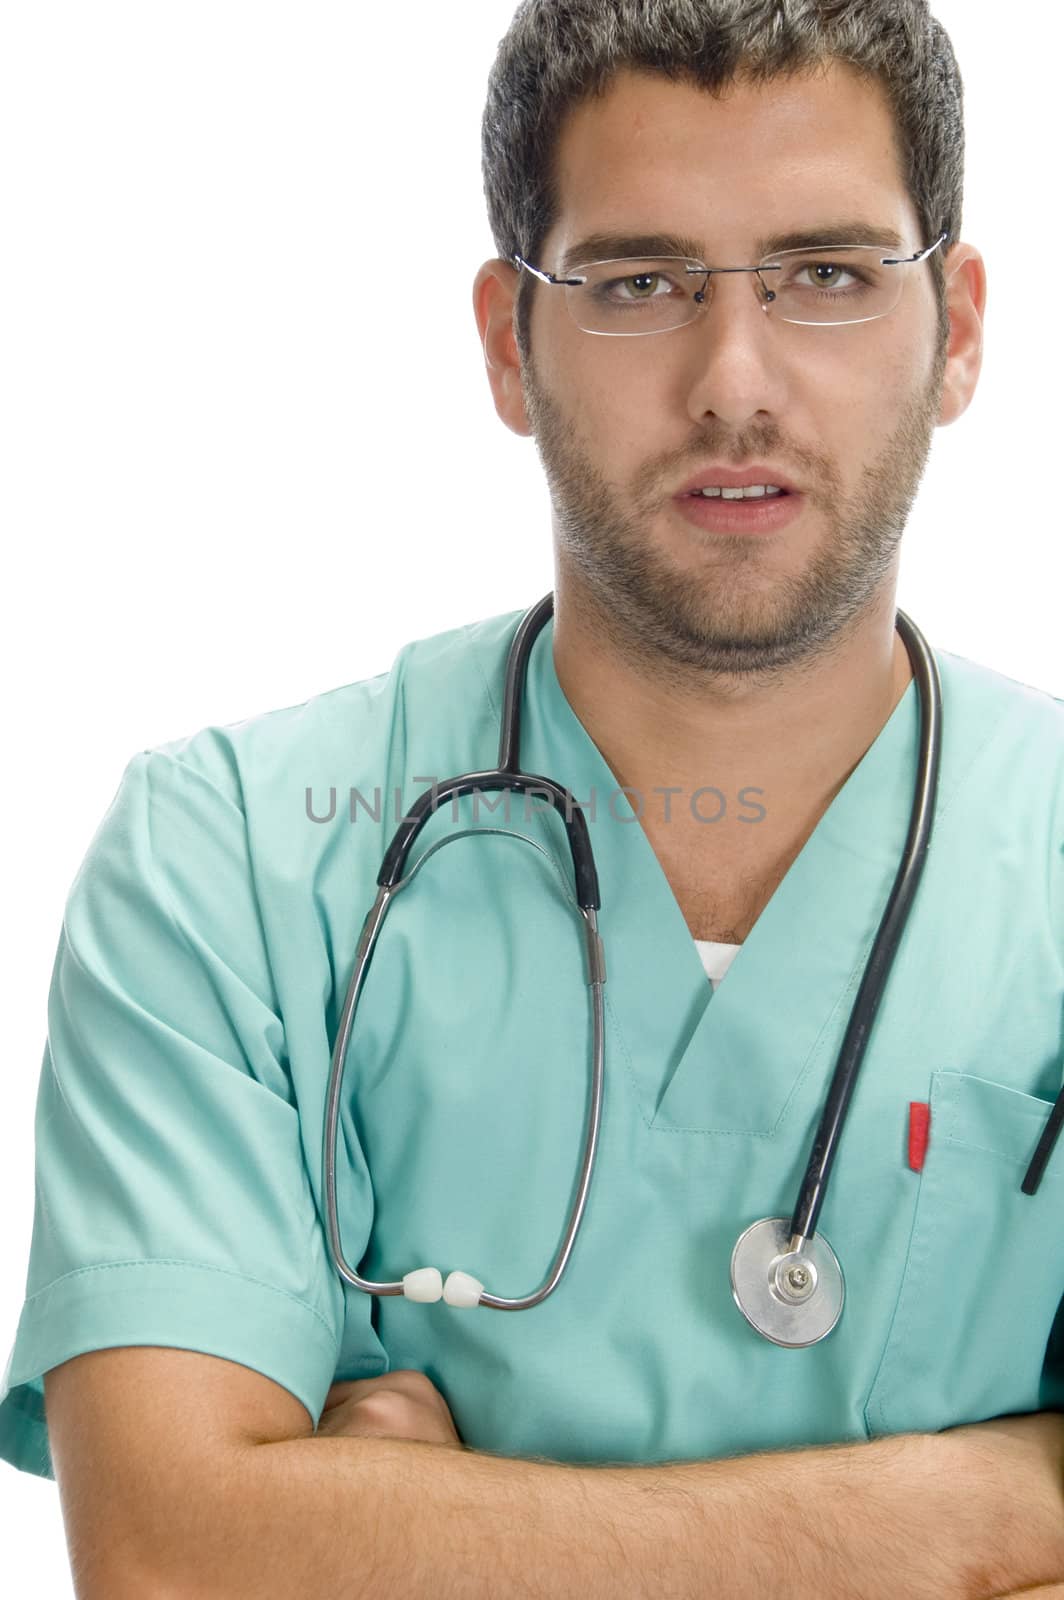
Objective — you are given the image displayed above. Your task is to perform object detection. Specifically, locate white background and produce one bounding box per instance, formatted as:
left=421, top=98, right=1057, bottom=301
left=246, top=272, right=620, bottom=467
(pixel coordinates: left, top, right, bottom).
left=1, top=1, right=1060, bottom=1588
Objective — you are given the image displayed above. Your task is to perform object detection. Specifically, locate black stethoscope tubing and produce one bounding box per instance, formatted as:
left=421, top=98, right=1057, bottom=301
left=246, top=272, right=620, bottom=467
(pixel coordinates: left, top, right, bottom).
left=378, top=591, right=601, bottom=911
left=789, top=602, right=941, bottom=1242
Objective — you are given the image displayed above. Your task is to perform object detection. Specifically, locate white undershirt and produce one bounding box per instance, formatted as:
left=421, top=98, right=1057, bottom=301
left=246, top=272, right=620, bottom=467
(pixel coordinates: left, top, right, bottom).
left=692, top=939, right=742, bottom=991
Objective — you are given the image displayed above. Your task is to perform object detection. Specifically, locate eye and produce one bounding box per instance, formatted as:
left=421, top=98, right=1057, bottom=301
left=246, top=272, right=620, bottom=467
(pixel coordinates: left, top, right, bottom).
left=604, top=270, right=675, bottom=301
left=799, top=261, right=859, bottom=291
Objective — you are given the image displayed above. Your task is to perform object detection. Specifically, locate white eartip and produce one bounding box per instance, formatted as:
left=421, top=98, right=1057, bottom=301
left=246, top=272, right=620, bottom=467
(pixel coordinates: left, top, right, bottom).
left=443, top=1270, right=485, bottom=1308
left=402, top=1267, right=443, bottom=1303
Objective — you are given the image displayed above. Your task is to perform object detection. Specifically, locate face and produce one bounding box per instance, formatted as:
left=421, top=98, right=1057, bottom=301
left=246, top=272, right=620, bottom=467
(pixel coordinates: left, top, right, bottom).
left=476, top=62, right=984, bottom=680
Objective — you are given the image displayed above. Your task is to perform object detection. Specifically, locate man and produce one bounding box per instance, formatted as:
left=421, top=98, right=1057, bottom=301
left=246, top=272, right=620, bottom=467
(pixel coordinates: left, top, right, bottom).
left=2, top=1, right=1062, bottom=1596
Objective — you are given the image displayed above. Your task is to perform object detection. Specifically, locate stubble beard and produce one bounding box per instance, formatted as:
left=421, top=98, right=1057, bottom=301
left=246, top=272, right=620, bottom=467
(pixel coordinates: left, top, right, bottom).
left=520, top=339, right=948, bottom=690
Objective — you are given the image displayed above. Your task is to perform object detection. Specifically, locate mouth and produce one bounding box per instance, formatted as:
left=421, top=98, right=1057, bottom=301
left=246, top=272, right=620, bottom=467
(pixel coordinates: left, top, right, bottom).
left=674, top=464, right=801, bottom=499
left=672, top=484, right=803, bottom=536
left=684, top=484, right=791, bottom=501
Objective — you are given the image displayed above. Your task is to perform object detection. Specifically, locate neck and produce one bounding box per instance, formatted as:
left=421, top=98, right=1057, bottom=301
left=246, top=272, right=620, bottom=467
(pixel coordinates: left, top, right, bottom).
left=550, top=574, right=913, bottom=844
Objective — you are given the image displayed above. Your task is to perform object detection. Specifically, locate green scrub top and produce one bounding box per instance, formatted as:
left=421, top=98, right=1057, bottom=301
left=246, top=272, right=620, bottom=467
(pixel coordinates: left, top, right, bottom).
left=2, top=604, right=1062, bottom=1481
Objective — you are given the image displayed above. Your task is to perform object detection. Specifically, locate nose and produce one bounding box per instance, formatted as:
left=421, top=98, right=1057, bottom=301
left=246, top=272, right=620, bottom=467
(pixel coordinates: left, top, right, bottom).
left=682, top=269, right=790, bottom=429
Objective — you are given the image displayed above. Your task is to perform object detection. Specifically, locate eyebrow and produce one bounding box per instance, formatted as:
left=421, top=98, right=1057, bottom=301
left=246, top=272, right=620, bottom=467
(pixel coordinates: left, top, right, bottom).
left=556, top=222, right=908, bottom=274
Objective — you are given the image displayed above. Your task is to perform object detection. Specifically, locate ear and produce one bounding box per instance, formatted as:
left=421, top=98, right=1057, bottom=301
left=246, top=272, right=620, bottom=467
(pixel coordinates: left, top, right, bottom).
left=937, top=242, right=987, bottom=427
left=472, top=259, right=534, bottom=437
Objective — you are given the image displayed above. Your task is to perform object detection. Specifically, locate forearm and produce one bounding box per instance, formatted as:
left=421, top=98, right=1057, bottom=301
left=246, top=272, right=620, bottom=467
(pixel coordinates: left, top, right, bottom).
left=146, top=1425, right=1030, bottom=1600
left=991, top=1589, right=1064, bottom=1598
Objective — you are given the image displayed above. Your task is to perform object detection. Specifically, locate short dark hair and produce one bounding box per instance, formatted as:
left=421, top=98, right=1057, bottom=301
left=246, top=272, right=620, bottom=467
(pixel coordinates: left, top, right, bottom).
left=480, top=0, right=963, bottom=359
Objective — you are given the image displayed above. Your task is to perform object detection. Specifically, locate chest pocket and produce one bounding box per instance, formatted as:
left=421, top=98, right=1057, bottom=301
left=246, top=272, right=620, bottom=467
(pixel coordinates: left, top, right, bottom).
left=864, top=1070, right=1064, bottom=1438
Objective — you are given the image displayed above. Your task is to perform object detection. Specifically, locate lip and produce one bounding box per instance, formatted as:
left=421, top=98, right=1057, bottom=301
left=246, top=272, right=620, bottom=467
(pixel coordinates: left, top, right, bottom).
left=672, top=487, right=804, bottom=537
left=674, top=464, right=800, bottom=496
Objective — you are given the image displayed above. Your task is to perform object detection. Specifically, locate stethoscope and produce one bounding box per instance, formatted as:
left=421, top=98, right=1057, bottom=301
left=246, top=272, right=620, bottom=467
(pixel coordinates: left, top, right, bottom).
left=322, top=592, right=1064, bottom=1347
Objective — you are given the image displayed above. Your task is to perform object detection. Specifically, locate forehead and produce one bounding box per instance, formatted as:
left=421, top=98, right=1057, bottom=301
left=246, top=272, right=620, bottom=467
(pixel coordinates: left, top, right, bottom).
left=549, top=61, right=919, bottom=249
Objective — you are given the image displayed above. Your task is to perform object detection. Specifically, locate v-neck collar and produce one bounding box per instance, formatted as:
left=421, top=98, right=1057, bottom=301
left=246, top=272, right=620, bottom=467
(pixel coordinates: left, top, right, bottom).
left=500, top=606, right=932, bottom=1135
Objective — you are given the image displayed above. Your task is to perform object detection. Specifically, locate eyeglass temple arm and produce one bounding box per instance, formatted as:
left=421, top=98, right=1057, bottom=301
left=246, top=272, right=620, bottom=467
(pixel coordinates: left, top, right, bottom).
left=880, top=231, right=949, bottom=266
left=512, top=253, right=585, bottom=287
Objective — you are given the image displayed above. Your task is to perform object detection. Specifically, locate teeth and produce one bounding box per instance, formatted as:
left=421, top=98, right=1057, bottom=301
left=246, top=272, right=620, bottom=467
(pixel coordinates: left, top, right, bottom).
left=697, top=485, right=785, bottom=499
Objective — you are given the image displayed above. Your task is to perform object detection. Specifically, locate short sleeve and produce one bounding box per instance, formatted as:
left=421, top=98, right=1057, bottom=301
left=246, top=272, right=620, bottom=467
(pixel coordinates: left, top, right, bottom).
left=0, top=750, right=344, bottom=1480
left=1041, top=1295, right=1064, bottom=1412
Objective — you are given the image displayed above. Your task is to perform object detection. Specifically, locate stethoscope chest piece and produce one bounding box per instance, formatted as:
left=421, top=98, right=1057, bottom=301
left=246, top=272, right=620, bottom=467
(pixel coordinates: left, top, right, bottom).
left=730, top=1217, right=845, bottom=1348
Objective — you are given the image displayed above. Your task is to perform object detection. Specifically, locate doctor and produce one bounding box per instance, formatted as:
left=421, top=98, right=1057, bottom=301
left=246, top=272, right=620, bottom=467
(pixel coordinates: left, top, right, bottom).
left=4, top=1, right=1063, bottom=1597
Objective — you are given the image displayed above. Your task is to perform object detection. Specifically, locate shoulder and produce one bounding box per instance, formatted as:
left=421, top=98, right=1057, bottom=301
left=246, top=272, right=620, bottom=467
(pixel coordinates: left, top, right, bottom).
left=936, top=646, right=1064, bottom=780
left=935, top=646, right=1064, bottom=934
left=136, top=605, right=527, bottom=812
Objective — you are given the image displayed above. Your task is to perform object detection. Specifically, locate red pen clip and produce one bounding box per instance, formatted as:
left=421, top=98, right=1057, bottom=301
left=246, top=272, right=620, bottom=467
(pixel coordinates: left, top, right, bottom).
left=908, top=1101, right=931, bottom=1172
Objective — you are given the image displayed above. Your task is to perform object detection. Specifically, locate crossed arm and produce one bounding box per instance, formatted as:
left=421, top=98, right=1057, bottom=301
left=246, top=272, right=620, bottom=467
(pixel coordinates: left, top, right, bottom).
left=116, top=1372, right=1064, bottom=1600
